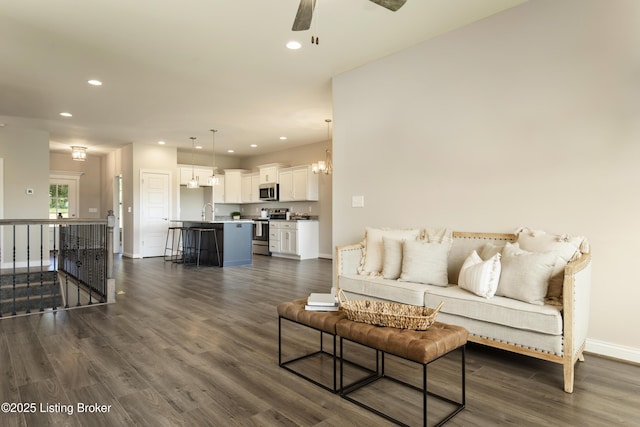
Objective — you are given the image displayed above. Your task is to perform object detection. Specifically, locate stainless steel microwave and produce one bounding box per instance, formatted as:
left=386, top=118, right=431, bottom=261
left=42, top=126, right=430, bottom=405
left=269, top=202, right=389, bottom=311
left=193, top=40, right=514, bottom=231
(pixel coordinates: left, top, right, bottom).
left=259, top=183, right=279, bottom=201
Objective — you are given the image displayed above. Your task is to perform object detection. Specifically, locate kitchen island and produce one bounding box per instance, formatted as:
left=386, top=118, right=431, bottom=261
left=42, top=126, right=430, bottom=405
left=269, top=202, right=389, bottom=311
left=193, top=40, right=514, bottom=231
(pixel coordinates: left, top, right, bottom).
left=178, top=220, right=253, bottom=267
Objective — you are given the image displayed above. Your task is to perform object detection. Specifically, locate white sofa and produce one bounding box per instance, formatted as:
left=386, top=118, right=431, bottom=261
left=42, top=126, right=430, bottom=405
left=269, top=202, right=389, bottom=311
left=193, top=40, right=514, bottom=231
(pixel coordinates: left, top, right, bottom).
left=335, top=228, right=591, bottom=393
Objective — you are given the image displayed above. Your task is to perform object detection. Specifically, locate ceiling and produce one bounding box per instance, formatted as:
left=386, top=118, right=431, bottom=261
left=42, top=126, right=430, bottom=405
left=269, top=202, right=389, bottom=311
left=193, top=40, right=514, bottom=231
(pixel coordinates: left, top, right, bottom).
left=0, top=0, right=525, bottom=157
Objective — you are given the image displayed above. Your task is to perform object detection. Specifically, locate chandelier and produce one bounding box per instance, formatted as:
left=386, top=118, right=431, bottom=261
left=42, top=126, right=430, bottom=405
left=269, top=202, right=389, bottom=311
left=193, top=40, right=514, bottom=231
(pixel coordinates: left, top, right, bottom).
left=71, top=146, right=87, bottom=161
left=312, top=119, right=332, bottom=175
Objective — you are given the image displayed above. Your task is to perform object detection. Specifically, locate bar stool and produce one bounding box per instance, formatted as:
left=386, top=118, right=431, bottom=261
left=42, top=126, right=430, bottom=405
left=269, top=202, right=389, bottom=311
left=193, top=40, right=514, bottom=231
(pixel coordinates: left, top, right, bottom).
left=164, top=225, right=184, bottom=263
left=187, top=228, right=221, bottom=267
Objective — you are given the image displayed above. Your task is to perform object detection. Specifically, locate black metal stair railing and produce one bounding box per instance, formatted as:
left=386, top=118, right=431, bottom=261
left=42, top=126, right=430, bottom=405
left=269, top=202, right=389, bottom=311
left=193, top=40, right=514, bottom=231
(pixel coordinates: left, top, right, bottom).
left=0, top=217, right=115, bottom=318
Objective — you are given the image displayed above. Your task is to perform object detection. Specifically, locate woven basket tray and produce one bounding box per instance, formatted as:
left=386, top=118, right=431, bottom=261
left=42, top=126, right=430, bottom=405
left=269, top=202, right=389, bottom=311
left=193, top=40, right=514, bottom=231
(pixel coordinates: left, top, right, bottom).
left=338, top=290, right=444, bottom=330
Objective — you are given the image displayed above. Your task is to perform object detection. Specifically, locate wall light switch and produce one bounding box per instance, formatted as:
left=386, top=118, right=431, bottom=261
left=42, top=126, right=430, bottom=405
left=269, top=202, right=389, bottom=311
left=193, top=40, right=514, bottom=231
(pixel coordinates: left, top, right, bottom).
left=352, top=195, right=365, bottom=208
left=89, top=208, right=98, bottom=213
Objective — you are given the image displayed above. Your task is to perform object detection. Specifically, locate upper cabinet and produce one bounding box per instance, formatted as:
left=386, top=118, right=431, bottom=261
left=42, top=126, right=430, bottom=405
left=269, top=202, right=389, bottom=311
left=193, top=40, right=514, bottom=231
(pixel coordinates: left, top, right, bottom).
left=278, top=165, right=319, bottom=202
left=259, top=163, right=287, bottom=184
left=223, top=169, right=248, bottom=204
left=179, top=165, right=214, bottom=187
left=241, top=172, right=261, bottom=203
left=213, top=175, right=225, bottom=204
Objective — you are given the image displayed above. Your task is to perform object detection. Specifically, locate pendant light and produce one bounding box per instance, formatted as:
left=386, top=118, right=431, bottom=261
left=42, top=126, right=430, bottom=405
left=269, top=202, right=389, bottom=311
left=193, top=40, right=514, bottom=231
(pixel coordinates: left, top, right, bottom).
left=312, top=119, right=332, bottom=175
left=207, top=129, right=219, bottom=186
left=187, top=137, right=199, bottom=189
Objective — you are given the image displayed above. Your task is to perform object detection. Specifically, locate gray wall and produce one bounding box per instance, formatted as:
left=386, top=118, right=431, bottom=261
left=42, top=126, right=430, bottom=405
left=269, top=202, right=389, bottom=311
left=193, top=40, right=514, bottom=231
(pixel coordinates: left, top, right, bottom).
left=0, top=125, right=49, bottom=219
left=332, top=0, right=640, bottom=358
left=0, top=125, right=50, bottom=266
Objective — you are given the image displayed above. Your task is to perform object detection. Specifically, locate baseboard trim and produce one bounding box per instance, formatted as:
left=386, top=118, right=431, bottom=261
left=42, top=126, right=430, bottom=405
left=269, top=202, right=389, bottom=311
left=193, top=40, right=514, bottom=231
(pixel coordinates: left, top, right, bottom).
left=319, top=253, right=333, bottom=260
left=122, top=252, right=142, bottom=259
left=585, top=338, right=640, bottom=364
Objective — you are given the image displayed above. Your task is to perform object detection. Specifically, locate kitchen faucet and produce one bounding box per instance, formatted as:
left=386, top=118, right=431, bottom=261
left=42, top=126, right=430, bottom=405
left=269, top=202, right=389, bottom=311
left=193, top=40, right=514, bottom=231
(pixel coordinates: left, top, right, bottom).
left=201, top=203, right=214, bottom=221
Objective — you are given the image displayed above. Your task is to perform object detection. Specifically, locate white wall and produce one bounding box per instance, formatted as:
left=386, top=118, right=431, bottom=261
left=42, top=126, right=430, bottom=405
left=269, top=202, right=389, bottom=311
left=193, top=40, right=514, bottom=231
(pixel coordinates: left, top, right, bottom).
left=332, top=0, right=640, bottom=358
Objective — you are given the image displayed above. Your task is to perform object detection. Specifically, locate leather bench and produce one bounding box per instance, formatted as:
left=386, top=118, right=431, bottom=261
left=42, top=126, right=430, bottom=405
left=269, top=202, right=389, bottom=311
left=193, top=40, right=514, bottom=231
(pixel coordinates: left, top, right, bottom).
left=336, top=320, right=468, bottom=427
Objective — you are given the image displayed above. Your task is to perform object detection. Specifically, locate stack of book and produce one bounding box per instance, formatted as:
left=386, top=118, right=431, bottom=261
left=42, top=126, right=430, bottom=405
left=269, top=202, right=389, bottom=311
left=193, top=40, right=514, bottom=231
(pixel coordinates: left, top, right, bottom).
left=305, top=293, right=339, bottom=311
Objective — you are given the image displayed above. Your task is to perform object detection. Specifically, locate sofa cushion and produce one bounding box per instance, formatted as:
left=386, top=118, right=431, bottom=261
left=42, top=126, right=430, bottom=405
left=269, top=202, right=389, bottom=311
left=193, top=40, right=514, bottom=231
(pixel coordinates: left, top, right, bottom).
left=359, top=227, right=421, bottom=276
left=458, top=251, right=501, bottom=298
left=423, top=285, right=563, bottom=335
left=339, top=274, right=439, bottom=306
left=399, top=240, right=450, bottom=286
left=496, top=246, right=558, bottom=305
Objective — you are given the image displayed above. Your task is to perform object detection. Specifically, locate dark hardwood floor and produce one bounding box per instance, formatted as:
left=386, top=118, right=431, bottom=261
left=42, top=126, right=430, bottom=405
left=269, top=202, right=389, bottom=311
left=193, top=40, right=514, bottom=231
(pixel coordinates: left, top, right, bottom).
left=0, top=255, right=638, bottom=426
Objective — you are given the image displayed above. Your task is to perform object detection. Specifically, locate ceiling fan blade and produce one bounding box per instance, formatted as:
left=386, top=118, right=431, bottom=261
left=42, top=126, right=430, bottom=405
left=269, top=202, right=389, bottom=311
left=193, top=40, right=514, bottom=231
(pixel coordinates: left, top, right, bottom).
left=292, top=0, right=316, bottom=31
left=369, top=0, right=407, bottom=12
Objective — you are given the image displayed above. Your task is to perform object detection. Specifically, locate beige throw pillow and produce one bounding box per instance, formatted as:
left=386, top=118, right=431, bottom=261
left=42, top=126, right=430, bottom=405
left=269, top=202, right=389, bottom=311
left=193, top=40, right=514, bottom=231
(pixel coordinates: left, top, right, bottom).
left=382, top=237, right=404, bottom=279
left=496, top=249, right=558, bottom=305
left=399, top=240, right=450, bottom=286
left=458, top=251, right=501, bottom=298
left=515, top=227, right=589, bottom=299
left=359, top=227, right=421, bottom=275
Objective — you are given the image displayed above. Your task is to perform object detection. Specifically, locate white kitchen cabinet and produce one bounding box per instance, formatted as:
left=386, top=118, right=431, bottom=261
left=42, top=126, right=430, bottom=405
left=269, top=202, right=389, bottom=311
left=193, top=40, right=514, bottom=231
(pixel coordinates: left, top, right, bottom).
left=258, top=163, right=287, bottom=184
left=241, top=172, right=261, bottom=203
left=278, top=165, right=319, bottom=202
left=213, top=175, right=225, bottom=204
left=223, top=169, right=248, bottom=203
left=269, top=220, right=318, bottom=259
left=268, top=224, right=281, bottom=253
left=179, top=165, right=214, bottom=186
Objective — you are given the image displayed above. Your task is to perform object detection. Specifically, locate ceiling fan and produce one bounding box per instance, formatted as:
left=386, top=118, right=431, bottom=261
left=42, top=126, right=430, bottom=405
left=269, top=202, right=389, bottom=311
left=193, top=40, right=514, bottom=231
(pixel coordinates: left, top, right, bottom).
left=292, top=0, right=407, bottom=31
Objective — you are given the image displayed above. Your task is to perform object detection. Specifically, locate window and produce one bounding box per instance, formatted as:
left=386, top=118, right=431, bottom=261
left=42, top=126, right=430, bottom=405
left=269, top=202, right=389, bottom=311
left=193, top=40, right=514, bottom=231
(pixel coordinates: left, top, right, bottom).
left=49, top=184, right=70, bottom=219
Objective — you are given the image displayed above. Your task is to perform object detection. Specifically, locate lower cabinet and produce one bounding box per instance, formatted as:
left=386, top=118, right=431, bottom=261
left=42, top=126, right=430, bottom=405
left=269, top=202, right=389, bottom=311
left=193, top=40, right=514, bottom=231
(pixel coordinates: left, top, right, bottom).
left=269, top=220, right=318, bottom=260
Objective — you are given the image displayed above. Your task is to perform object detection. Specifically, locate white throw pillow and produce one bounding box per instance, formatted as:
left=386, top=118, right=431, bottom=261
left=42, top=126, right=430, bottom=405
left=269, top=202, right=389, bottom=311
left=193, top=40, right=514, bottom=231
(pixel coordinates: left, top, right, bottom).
left=399, top=240, right=450, bottom=286
left=382, top=237, right=404, bottom=279
left=496, top=250, right=558, bottom=305
left=458, top=251, right=501, bottom=298
left=359, top=227, right=421, bottom=275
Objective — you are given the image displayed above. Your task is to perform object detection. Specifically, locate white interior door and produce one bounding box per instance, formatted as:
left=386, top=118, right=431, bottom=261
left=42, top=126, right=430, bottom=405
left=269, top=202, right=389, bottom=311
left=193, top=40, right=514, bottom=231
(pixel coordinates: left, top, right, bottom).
left=141, top=171, right=170, bottom=257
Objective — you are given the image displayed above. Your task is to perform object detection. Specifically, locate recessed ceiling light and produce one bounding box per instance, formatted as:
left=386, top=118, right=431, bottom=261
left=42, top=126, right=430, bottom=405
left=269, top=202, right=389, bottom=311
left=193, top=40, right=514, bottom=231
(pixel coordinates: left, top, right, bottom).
left=280, top=136, right=287, bottom=140
left=60, top=112, right=72, bottom=117
left=195, top=145, right=203, bottom=149
left=286, top=41, right=301, bottom=50
left=158, top=141, right=165, bottom=145
left=227, top=149, right=234, bottom=153
left=250, top=144, right=257, bottom=148
left=88, top=79, right=102, bottom=86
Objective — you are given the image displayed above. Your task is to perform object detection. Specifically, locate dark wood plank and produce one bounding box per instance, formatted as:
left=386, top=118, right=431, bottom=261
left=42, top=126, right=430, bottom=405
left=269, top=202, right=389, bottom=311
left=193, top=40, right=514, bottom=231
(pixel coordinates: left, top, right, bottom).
left=0, top=255, right=637, bottom=427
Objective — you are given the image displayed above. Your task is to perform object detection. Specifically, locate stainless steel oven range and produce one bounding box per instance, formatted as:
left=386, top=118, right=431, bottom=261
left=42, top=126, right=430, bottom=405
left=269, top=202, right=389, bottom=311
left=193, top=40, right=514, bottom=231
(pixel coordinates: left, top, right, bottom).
left=252, top=218, right=270, bottom=255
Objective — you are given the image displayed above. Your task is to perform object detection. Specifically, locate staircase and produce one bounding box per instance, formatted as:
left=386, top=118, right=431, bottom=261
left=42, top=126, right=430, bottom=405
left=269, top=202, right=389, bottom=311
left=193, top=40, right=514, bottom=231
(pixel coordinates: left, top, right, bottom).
left=0, top=270, right=63, bottom=316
